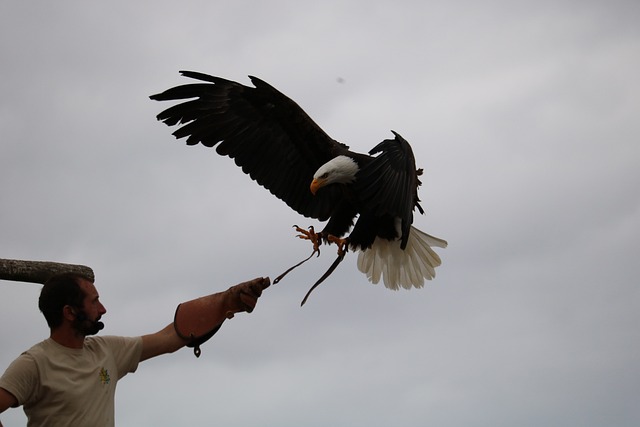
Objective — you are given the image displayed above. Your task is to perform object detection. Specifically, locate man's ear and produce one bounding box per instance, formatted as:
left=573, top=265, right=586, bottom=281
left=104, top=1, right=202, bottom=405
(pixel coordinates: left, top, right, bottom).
left=62, top=305, right=77, bottom=321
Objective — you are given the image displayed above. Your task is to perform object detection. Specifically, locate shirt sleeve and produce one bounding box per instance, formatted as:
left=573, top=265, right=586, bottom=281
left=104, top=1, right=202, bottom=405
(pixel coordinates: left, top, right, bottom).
left=0, top=353, right=39, bottom=406
left=99, top=336, right=144, bottom=380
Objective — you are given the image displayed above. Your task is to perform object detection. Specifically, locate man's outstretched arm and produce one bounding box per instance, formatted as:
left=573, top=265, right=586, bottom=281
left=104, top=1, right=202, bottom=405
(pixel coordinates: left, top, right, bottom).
left=140, top=277, right=269, bottom=361
left=0, top=387, right=18, bottom=427
left=140, top=323, right=188, bottom=362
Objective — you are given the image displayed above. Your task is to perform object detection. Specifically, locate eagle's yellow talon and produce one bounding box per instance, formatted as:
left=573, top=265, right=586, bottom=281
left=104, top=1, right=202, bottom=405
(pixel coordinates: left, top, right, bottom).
left=294, top=225, right=321, bottom=254
left=327, top=235, right=348, bottom=257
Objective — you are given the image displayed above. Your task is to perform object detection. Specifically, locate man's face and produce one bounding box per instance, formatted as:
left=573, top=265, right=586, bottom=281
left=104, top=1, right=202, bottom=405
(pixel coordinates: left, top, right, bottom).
left=72, top=279, right=107, bottom=336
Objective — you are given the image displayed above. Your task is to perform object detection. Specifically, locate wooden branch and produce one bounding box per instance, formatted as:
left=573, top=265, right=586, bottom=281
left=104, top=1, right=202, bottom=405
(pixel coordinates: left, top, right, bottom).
left=0, top=258, right=95, bottom=285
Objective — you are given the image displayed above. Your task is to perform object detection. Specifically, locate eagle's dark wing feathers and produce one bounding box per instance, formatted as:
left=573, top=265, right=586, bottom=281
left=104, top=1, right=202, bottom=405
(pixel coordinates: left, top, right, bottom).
left=353, top=131, right=420, bottom=247
left=150, top=71, right=348, bottom=220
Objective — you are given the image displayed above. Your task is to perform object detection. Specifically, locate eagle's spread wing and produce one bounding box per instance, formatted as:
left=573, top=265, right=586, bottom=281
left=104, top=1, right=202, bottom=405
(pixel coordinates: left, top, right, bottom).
left=150, top=71, right=347, bottom=220
left=353, top=132, right=421, bottom=247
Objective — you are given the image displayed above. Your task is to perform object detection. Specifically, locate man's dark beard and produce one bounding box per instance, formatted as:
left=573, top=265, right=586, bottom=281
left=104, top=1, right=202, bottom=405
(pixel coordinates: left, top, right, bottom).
left=72, top=309, right=104, bottom=336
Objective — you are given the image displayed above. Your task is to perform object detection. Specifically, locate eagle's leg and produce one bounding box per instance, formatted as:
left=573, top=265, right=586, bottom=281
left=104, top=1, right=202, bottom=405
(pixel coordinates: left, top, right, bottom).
left=327, top=235, right=349, bottom=257
left=294, top=225, right=323, bottom=255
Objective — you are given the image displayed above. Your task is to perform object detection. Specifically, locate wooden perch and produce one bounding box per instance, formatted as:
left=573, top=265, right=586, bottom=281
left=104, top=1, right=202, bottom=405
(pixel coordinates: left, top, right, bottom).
left=0, top=258, right=94, bottom=285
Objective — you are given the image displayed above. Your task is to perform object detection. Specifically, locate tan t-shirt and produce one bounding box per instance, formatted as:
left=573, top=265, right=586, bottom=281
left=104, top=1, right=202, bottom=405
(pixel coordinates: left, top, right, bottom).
left=0, top=336, right=143, bottom=426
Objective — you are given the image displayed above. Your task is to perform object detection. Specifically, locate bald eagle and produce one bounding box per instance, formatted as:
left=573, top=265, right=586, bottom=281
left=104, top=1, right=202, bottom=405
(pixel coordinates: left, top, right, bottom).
left=150, top=72, right=447, bottom=298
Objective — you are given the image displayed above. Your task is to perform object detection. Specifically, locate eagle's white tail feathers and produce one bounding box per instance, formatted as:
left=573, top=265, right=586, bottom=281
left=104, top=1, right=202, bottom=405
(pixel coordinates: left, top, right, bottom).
left=356, top=226, right=447, bottom=290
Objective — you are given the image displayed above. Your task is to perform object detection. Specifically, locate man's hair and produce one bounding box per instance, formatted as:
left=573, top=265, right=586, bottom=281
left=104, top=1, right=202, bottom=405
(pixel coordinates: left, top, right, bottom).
left=39, top=273, right=92, bottom=329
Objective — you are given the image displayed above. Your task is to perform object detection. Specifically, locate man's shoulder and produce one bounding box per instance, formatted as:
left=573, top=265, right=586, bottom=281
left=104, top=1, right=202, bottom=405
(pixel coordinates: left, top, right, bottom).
left=22, top=338, right=54, bottom=358
left=86, top=335, right=141, bottom=345
left=86, top=336, right=143, bottom=378
left=85, top=335, right=142, bottom=353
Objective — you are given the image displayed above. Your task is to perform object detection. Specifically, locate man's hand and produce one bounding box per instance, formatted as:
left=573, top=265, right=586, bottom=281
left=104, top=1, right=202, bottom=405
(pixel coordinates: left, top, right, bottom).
left=224, top=277, right=270, bottom=318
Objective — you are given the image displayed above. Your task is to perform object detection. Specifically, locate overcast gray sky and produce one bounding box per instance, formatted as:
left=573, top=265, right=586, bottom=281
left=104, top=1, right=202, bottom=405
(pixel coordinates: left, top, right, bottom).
left=1, top=1, right=639, bottom=426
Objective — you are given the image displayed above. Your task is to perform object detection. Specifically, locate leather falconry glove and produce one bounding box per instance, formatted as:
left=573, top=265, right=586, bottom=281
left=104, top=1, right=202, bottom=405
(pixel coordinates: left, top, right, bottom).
left=174, top=277, right=270, bottom=357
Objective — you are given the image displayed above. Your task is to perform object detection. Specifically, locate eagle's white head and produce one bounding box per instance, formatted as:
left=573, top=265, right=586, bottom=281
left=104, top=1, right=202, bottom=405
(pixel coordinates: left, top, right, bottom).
left=310, top=155, right=359, bottom=195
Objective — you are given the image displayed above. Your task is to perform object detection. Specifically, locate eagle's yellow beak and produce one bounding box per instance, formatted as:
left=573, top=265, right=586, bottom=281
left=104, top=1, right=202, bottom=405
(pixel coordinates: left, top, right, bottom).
left=310, top=178, right=324, bottom=195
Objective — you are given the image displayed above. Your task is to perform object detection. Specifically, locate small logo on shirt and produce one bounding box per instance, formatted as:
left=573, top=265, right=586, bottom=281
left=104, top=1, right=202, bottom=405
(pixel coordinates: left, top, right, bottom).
left=99, top=367, right=111, bottom=385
